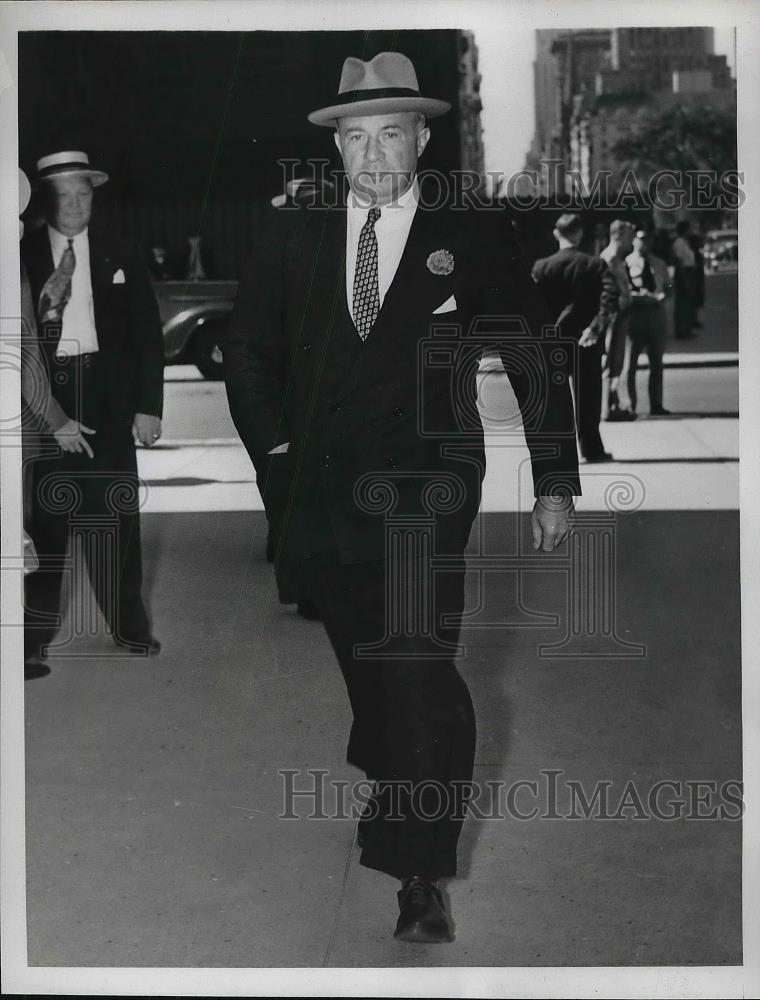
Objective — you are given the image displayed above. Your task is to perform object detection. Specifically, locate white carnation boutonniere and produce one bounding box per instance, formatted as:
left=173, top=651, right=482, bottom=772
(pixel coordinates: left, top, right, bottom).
left=426, top=249, right=454, bottom=276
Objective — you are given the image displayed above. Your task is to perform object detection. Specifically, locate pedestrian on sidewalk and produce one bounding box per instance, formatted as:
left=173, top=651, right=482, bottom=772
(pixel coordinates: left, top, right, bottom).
left=671, top=219, right=700, bottom=340
left=532, top=212, right=613, bottom=462
left=600, top=219, right=637, bottom=421
left=223, top=52, right=579, bottom=944
left=626, top=230, right=672, bottom=416
left=22, top=150, right=164, bottom=671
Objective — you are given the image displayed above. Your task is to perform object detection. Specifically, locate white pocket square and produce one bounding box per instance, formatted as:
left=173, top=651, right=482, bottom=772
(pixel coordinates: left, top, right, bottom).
left=112, top=269, right=126, bottom=284
left=267, top=442, right=289, bottom=455
left=432, top=294, right=457, bottom=314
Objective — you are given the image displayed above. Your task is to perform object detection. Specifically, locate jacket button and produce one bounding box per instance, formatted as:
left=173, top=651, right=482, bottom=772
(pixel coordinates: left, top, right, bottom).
left=323, top=454, right=331, bottom=468
left=386, top=458, right=398, bottom=469
left=394, top=406, right=405, bottom=417
left=303, top=343, right=312, bottom=352
left=331, top=404, right=342, bottom=414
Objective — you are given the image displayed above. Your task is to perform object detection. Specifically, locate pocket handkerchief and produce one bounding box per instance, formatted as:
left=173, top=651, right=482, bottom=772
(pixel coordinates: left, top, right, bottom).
left=267, top=442, right=290, bottom=455
left=432, top=294, right=457, bottom=314
left=112, top=269, right=126, bottom=284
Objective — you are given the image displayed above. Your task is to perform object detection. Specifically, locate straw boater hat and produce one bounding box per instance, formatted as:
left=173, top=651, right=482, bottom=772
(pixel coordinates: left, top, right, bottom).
left=19, top=168, right=31, bottom=215
left=34, top=150, right=109, bottom=187
left=307, top=52, right=450, bottom=128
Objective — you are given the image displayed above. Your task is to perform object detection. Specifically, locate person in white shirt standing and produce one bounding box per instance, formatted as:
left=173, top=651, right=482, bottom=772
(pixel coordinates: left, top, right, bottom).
left=671, top=219, right=699, bottom=340
left=22, top=150, right=165, bottom=671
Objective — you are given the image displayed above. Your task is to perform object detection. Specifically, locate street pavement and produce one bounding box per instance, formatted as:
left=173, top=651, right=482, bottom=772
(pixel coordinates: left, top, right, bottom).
left=20, top=278, right=742, bottom=970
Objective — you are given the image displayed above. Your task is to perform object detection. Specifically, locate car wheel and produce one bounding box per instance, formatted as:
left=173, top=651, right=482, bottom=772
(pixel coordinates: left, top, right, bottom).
left=192, top=320, right=226, bottom=380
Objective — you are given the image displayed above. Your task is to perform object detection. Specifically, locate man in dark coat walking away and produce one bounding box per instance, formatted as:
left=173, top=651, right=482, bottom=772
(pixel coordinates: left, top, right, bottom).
left=532, top=212, right=613, bottom=462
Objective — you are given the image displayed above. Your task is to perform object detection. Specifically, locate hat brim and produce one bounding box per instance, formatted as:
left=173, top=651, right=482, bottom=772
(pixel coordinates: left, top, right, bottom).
left=308, top=95, right=450, bottom=128
left=19, top=169, right=31, bottom=215
left=36, top=167, right=109, bottom=188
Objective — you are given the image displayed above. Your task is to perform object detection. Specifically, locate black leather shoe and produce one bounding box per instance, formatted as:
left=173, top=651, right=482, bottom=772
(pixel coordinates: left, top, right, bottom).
left=604, top=408, right=637, bottom=422
left=583, top=450, right=614, bottom=463
left=24, top=658, right=51, bottom=680
left=296, top=599, right=321, bottom=621
left=113, top=635, right=161, bottom=656
left=394, top=877, right=454, bottom=943
left=650, top=406, right=672, bottom=416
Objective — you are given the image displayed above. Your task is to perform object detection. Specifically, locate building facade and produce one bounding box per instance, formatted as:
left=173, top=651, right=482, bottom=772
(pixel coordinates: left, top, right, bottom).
left=529, top=26, right=734, bottom=200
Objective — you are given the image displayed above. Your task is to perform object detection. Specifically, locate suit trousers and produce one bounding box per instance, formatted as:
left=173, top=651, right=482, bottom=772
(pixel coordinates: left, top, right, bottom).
left=571, top=337, right=605, bottom=459
left=603, top=311, right=633, bottom=414
left=627, top=306, right=666, bottom=412
left=24, top=354, right=150, bottom=657
left=298, top=551, right=476, bottom=879
left=674, top=266, right=698, bottom=338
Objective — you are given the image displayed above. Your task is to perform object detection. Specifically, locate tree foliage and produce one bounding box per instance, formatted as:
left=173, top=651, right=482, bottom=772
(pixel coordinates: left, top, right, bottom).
left=612, top=101, right=737, bottom=177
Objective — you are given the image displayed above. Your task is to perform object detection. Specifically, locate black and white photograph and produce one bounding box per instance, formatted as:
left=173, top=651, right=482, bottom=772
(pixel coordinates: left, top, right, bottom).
left=1, top=1, right=758, bottom=996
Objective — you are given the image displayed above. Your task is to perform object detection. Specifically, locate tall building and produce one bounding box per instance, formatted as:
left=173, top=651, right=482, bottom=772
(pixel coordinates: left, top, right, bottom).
left=528, top=26, right=734, bottom=196
left=458, top=30, right=486, bottom=179
left=529, top=29, right=611, bottom=192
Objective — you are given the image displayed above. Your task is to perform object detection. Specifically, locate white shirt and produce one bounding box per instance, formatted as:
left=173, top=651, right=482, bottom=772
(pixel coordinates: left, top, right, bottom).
left=345, top=177, right=419, bottom=322
left=47, top=225, right=99, bottom=358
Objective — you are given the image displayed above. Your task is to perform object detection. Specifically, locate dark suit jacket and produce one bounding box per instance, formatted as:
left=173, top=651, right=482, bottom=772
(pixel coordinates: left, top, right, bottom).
left=224, top=200, right=580, bottom=564
left=531, top=246, right=608, bottom=341
left=21, top=224, right=165, bottom=420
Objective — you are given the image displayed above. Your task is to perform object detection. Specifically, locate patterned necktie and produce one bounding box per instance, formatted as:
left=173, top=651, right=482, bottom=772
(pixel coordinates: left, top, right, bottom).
left=353, top=207, right=381, bottom=340
left=39, top=238, right=76, bottom=324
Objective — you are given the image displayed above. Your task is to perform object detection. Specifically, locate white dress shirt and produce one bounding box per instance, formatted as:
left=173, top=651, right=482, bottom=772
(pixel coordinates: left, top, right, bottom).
left=47, top=225, right=99, bottom=358
left=345, top=177, right=419, bottom=323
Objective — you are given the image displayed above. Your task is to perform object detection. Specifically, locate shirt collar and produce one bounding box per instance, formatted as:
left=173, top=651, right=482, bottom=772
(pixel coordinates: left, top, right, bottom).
left=48, top=224, right=88, bottom=249
left=347, top=176, right=419, bottom=220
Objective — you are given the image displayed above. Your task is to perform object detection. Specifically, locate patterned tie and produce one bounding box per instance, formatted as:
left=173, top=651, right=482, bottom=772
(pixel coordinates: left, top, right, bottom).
left=39, top=238, right=76, bottom=325
left=353, top=207, right=381, bottom=340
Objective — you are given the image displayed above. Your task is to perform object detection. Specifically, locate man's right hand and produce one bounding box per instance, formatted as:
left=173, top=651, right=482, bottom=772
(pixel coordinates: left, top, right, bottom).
left=53, top=418, right=96, bottom=458
left=578, top=327, right=600, bottom=348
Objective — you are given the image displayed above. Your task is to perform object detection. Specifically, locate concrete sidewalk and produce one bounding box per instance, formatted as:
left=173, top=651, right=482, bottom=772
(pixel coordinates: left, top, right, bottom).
left=135, top=414, right=738, bottom=514
left=23, top=505, right=741, bottom=968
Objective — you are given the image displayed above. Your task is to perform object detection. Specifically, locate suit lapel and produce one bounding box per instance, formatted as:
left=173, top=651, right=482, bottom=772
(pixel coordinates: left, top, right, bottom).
left=23, top=226, right=54, bottom=304
left=289, top=205, right=348, bottom=337
left=356, top=200, right=456, bottom=369
left=87, top=230, right=114, bottom=343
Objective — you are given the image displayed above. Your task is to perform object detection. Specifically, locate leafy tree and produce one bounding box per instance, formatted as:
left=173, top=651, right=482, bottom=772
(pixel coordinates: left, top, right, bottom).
left=612, top=101, right=737, bottom=176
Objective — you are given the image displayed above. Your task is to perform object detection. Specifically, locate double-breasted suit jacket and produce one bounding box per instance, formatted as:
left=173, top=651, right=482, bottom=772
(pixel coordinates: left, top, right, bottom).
left=224, top=196, right=581, bottom=566
left=21, top=224, right=165, bottom=423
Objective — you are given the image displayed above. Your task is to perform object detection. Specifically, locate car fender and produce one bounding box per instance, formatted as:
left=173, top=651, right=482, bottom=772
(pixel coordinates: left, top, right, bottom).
left=162, top=302, right=235, bottom=360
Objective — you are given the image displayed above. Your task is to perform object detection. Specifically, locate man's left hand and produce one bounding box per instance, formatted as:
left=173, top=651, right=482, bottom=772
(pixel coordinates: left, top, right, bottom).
left=133, top=413, right=162, bottom=447
left=531, top=496, right=574, bottom=552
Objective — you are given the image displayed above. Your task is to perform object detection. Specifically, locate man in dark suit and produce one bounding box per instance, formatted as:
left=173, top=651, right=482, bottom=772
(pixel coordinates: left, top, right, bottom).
left=223, top=53, right=580, bottom=943
left=22, top=150, right=164, bottom=669
left=532, top=213, right=613, bottom=462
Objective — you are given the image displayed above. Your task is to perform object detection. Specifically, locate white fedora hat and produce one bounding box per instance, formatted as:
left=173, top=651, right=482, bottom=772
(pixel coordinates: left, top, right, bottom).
left=34, top=150, right=109, bottom=187
left=308, top=52, right=450, bottom=128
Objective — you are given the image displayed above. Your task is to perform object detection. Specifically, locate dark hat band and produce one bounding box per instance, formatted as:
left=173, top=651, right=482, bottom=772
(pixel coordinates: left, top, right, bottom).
left=334, top=86, right=421, bottom=106
left=37, top=161, right=99, bottom=180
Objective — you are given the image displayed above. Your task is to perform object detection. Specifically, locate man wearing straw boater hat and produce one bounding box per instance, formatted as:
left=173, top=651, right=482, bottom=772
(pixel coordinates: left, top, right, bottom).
left=224, top=52, right=580, bottom=942
left=22, top=150, right=165, bottom=669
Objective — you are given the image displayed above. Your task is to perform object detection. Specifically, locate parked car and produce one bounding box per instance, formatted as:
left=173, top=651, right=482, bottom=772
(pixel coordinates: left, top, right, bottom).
left=703, top=229, right=738, bottom=272
left=154, top=279, right=238, bottom=380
